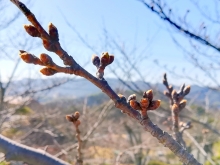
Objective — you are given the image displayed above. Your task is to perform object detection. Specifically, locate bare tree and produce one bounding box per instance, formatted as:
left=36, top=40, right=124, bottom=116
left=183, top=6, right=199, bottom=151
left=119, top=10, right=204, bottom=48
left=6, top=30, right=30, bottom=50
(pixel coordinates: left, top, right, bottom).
left=138, top=0, right=220, bottom=88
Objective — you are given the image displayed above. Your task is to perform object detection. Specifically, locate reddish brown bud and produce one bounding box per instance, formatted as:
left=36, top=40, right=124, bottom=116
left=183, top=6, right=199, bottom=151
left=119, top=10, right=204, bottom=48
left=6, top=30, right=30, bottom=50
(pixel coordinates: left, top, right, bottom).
left=147, top=100, right=161, bottom=110
left=183, top=86, right=191, bottom=95
left=143, top=89, right=153, bottom=101
left=24, top=24, right=40, bottom=37
left=66, top=114, right=74, bottom=122
left=108, top=55, right=114, bottom=65
left=100, top=52, right=109, bottom=67
left=92, top=55, right=100, bottom=68
left=130, top=100, right=141, bottom=110
left=127, top=94, right=136, bottom=103
left=20, top=51, right=42, bottom=65
left=74, top=111, right=80, bottom=120
left=118, top=94, right=126, bottom=102
left=179, top=100, right=187, bottom=110
left=40, top=68, right=57, bottom=76
left=40, top=53, right=53, bottom=65
left=49, top=23, right=59, bottom=41
left=140, top=98, right=150, bottom=110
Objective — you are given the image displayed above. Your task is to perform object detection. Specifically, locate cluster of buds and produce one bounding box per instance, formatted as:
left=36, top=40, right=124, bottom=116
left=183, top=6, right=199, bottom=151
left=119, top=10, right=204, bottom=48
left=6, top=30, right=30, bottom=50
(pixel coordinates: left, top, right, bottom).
left=66, top=111, right=81, bottom=127
left=24, top=23, right=59, bottom=52
left=19, top=50, right=58, bottom=76
left=126, top=90, right=161, bottom=119
left=92, top=52, right=114, bottom=79
left=163, top=73, right=190, bottom=112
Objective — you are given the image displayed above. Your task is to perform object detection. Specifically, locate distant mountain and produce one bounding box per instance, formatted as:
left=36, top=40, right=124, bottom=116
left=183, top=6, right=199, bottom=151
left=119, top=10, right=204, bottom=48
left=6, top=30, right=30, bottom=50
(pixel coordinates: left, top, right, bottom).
left=5, top=77, right=220, bottom=107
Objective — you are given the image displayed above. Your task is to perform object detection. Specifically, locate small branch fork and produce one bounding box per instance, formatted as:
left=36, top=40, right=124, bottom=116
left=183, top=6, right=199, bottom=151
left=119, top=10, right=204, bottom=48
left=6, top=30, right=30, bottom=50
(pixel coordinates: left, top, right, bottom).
left=163, top=73, right=191, bottom=147
left=66, top=112, right=83, bottom=165
left=8, top=0, right=202, bottom=165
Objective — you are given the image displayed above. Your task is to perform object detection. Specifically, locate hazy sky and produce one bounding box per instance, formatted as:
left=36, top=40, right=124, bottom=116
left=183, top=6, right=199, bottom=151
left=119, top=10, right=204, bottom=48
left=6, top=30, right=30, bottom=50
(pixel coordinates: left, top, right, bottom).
left=1, top=0, right=219, bottom=86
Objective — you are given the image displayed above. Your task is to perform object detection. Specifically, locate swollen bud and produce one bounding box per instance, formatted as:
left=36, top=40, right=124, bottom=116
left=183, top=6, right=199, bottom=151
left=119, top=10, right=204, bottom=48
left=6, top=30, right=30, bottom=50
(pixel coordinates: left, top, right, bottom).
left=147, top=100, right=161, bottom=110
left=40, top=68, right=58, bottom=76
left=140, top=98, right=150, bottom=110
left=100, top=52, right=110, bottom=67
left=127, top=94, right=136, bottom=103
left=74, top=111, right=80, bottom=120
left=92, top=55, right=100, bottom=68
left=24, top=25, right=40, bottom=37
left=130, top=100, right=141, bottom=110
left=143, top=89, right=153, bottom=101
left=118, top=94, right=126, bottom=102
left=66, top=114, right=74, bottom=122
left=179, top=100, right=187, bottom=110
left=183, top=86, right=191, bottom=95
left=40, top=53, right=53, bottom=65
left=49, top=23, right=59, bottom=41
left=108, top=55, right=114, bottom=65
left=20, top=51, right=42, bottom=65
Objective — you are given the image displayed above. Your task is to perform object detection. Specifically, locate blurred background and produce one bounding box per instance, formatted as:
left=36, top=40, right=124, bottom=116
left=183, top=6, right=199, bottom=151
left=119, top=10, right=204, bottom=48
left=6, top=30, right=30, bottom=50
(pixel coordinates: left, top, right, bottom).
left=1, top=0, right=220, bottom=164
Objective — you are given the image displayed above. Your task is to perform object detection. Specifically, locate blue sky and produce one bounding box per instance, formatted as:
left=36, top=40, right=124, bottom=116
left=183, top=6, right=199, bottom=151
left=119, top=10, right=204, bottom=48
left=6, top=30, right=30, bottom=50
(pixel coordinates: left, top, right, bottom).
left=1, top=0, right=219, bottom=86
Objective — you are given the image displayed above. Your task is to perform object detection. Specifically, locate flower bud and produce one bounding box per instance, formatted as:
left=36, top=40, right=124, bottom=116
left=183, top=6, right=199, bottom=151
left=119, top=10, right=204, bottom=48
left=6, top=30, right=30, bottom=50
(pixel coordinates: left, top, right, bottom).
left=66, top=114, right=74, bottom=122
left=171, top=90, right=177, bottom=100
left=40, top=67, right=57, bottom=76
left=118, top=94, right=126, bottom=102
left=40, top=53, right=53, bottom=65
left=140, top=98, right=149, bottom=110
left=147, top=100, right=161, bottom=110
left=179, top=100, right=187, bottom=110
left=74, top=111, right=80, bottom=120
left=143, top=89, right=153, bottom=101
left=49, top=23, right=59, bottom=41
left=183, top=85, right=191, bottom=95
left=20, top=51, right=42, bottom=65
left=127, top=94, right=136, bottom=103
left=92, top=55, right=100, bottom=68
left=24, top=24, right=40, bottom=37
left=100, top=52, right=109, bottom=67
left=108, top=55, right=114, bottom=65
left=129, top=100, right=141, bottom=110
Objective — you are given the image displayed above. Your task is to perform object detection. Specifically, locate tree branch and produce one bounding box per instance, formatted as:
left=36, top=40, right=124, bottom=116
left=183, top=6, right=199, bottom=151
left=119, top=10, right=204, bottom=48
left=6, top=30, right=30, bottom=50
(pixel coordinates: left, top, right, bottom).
left=8, top=0, right=202, bottom=164
left=0, top=134, right=71, bottom=165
